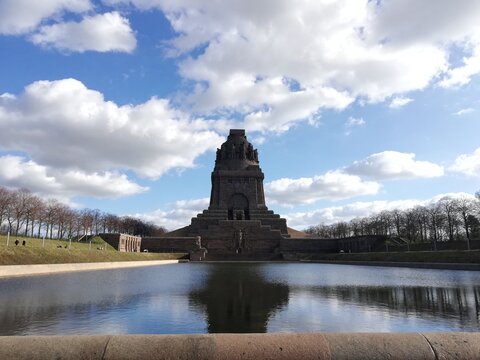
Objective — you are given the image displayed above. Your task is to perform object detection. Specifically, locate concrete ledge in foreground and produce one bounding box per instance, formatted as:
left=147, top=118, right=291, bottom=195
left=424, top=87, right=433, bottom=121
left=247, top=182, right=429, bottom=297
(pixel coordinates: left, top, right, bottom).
left=1, top=333, right=479, bottom=359
left=0, top=260, right=180, bottom=278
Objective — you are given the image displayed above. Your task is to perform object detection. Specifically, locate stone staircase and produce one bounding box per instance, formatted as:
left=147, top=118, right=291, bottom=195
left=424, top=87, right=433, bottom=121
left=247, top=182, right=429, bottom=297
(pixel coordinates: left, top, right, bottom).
left=188, top=216, right=285, bottom=255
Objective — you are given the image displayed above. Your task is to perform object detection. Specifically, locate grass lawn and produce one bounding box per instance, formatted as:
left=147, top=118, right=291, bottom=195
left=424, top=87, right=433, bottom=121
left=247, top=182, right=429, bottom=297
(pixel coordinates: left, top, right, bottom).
left=298, top=249, right=480, bottom=263
left=0, top=235, right=187, bottom=265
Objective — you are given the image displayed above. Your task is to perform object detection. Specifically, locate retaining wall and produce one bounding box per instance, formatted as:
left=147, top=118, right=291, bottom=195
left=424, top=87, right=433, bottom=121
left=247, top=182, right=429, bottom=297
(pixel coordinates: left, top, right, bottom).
left=0, top=333, right=479, bottom=359
left=141, top=237, right=199, bottom=253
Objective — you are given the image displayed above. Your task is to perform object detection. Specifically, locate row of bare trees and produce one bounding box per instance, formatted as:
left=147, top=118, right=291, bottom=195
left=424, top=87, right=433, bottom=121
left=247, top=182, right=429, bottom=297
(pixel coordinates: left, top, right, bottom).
left=0, top=186, right=166, bottom=240
left=305, top=192, right=480, bottom=248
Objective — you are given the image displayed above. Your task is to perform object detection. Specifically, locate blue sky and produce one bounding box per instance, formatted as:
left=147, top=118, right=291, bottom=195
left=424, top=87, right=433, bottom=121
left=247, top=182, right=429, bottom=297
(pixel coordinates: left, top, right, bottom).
left=0, top=0, right=479, bottom=230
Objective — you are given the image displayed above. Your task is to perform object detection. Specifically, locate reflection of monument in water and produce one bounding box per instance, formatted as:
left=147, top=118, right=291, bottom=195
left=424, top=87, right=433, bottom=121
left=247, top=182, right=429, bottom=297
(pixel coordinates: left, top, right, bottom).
left=189, top=264, right=289, bottom=332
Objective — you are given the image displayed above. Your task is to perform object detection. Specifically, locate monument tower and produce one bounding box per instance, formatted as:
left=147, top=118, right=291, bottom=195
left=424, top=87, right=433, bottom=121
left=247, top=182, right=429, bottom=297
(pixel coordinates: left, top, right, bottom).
left=210, top=129, right=266, bottom=218
left=187, top=129, right=288, bottom=256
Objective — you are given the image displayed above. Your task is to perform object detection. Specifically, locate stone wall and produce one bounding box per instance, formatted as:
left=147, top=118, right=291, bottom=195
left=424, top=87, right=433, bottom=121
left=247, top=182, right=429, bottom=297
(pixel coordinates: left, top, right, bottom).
left=141, top=234, right=390, bottom=257
left=280, top=237, right=338, bottom=254
left=280, top=235, right=390, bottom=255
left=378, top=239, right=480, bottom=252
left=141, top=236, right=198, bottom=253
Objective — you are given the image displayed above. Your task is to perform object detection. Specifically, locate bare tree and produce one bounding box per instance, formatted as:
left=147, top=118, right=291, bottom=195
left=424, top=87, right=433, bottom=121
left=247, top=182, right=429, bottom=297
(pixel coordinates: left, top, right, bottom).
left=390, top=209, right=404, bottom=237
left=34, top=200, right=47, bottom=238
left=55, top=204, right=72, bottom=239
left=80, top=209, right=95, bottom=237
left=378, top=211, right=393, bottom=236
left=44, top=199, right=61, bottom=239
left=438, top=197, right=458, bottom=242
left=403, top=208, right=419, bottom=244
left=92, top=209, right=102, bottom=235
left=11, top=188, right=32, bottom=235
left=23, top=194, right=43, bottom=237
left=0, top=187, right=13, bottom=233
left=0, top=185, right=169, bottom=240
left=454, top=197, right=477, bottom=250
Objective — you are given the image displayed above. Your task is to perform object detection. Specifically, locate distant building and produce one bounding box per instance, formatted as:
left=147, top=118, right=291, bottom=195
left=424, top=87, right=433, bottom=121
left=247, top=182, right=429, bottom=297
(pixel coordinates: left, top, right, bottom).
left=99, top=233, right=142, bottom=252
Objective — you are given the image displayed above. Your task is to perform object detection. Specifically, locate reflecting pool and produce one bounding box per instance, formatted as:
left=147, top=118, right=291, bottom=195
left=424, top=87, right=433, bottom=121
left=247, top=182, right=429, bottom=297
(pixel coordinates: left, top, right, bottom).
left=1, top=262, right=479, bottom=335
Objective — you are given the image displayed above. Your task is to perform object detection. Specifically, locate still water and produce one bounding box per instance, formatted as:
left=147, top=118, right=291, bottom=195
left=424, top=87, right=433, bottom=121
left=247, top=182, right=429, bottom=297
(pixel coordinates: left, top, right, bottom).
left=1, top=263, right=479, bottom=335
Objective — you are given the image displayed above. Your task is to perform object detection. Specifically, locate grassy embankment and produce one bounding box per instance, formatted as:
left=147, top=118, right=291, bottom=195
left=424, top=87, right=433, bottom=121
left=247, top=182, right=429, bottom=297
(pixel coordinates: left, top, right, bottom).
left=298, top=250, right=480, bottom=263
left=0, top=235, right=187, bottom=265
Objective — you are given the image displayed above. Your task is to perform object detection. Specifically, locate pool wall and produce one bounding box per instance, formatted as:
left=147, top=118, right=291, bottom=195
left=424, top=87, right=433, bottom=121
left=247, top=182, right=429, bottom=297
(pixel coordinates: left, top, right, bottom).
left=0, top=332, right=479, bottom=359
left=0, top=260, right=180, bottom=278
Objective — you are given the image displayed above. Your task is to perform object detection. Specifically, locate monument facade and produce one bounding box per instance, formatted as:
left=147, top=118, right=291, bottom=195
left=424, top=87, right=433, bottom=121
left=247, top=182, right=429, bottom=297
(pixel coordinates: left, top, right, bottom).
left=187, top=129, right=288, bottom=256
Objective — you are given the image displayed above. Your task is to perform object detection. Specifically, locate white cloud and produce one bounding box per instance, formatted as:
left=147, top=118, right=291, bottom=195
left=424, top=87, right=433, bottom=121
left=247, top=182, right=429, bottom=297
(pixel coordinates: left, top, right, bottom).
left=0, top=78, right=223, bottom=183
left=346, top=117, right=365, bottom=127
left=0, top=0, right=91, bottom=35
left=285, top=192, right=475, bottom=228
left=264, top=150, right=444, bottom=207
left=6, top=0, right=479, bottom=132
left=453, top=108, right=474, bottom=116
left=389, top=96, right=413, bottom=109
left=345, top=116, right=365, bottom=135
left=101, top=0, right=480, bottom=133
left=368, top=0, right=480, bottom=45
left=345, top=151, right=444, bottom=180
left=0, top=155, right=147, bottom=201
left=132, top=198, right=209, bottom=230
left=265, top=171, right=380, bottom=206
left=251, top=136, right=266, bottom=146
left=450, top=147, right=480, bottom=177
left=439, top=48, right=480, bottom=88
left=369, top=0, right=480, bottom=89
left=30, top=12, right=136, bottom=53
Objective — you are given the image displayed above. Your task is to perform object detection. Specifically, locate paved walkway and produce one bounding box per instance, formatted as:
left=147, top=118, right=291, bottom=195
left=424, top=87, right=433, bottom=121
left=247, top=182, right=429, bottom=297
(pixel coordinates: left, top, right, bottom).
left=0, top=260, right=180, bottom=278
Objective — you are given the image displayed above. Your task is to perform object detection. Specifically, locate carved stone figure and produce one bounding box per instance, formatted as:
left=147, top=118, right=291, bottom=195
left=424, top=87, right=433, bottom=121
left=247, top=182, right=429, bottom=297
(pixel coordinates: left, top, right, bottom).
left=247, top=143, right=254, bottom=160
left=239, top=142, right=246, bottom=159
left=228, top=143, right=235, bottom=159
left=234, top=229, right=246, bottom=252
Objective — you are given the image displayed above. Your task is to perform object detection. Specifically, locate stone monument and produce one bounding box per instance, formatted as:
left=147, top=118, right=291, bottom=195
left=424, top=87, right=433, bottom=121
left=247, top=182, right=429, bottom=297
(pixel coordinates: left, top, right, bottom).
left=141, top=129, right=387, bottom=259
left=187, top=129, right=288, bottom=257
